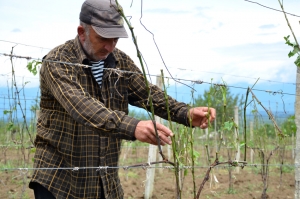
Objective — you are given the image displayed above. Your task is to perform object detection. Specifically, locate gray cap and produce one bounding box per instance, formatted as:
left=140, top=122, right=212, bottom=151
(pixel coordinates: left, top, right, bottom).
left=80, top=0, right=128, bottom=38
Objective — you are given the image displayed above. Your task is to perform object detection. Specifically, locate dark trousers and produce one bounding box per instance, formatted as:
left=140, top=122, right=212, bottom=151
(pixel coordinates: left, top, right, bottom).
left=31, top=182, right=106, bottom=199
left=31, top=182, right=56, bottom=199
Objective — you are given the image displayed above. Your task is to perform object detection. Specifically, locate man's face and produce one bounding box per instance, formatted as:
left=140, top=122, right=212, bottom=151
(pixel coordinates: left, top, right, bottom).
left=81, top=26, right=119, bottom=61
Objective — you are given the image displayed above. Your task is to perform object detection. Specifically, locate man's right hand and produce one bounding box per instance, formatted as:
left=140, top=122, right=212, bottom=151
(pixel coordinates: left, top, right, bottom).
left=134, top=121, right=173, bottom=145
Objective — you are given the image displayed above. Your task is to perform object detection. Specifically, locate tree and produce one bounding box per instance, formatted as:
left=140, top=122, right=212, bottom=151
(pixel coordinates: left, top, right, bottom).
left=194, top=85, right=243, bottom=131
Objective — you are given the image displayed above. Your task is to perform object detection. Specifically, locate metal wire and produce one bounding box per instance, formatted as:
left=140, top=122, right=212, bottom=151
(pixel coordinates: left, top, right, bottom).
left=0, top=163, right=297, bottom=173
left=0, top=52, right=297, bottom=96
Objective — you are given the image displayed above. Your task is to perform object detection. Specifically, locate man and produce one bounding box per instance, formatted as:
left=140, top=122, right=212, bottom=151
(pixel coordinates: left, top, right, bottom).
left=29, top=0, right=216, bottom=198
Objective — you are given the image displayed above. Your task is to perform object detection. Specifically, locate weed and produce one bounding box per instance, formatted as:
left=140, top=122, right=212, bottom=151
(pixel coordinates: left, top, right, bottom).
left=7, top=190, right=18, bottom=199
left=227, top=188, right=237, bottom=194
left=281, top=165, right=294, bottom=173
left=126, top=171, right=139, bottom=178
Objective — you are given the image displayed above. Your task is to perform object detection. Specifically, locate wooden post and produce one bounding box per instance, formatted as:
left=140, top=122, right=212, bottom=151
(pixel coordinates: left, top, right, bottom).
left=234, top=106, right=240, bottom=173
left=293, top=133, right=295, bottom=159
left=167, top=144, right=171, bottom=161
left=144, top=143, right=157, bottom=199
left=205, top=128, right=209, bottom=140
left=295, top=68, right=300, bottom=198
left=144, top=75, right=162, bottom=199
left=158, top=146, right=163, bottom=174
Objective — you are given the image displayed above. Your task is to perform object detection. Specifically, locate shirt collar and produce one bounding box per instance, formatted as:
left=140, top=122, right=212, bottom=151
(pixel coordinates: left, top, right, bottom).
left=74, top=36, right=89, bottom=66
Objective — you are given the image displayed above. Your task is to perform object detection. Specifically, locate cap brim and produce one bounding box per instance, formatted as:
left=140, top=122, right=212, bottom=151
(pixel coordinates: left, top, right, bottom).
left=92, top=26, right=128, bottom=38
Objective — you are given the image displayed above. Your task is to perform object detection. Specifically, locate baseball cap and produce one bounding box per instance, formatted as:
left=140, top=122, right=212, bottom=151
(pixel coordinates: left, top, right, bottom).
left=80, top=0, right=128, bottom=38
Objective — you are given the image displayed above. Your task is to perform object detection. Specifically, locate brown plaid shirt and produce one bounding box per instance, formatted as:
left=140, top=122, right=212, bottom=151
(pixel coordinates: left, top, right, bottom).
left=29, top=36, right=190, bottom=199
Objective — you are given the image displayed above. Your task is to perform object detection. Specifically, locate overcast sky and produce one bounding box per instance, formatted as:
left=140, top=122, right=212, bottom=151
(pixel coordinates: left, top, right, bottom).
left=0, top=0, right=299, bottom=115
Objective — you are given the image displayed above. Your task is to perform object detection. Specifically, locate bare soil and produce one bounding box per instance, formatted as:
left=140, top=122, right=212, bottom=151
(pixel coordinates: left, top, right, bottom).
left=120, top=166, right=294, bottom=199
left=0, top=146, right=295, bottom=199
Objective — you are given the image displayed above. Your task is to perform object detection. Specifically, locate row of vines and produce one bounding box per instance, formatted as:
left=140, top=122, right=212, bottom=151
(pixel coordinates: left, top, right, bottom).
left=0, top=0, right=299, bottom=199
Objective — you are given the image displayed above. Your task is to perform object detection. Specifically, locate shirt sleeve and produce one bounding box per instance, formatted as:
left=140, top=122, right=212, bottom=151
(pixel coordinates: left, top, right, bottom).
left=123, top=55, right=191, bottom=126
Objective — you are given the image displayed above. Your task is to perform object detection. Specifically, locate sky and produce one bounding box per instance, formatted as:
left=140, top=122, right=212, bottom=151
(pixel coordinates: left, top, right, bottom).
left=0, top=0, right=299, bottom=118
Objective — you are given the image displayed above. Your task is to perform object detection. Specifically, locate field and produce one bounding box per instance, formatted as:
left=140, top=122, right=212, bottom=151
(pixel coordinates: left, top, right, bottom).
left=0, top=141, right=295, bottom=199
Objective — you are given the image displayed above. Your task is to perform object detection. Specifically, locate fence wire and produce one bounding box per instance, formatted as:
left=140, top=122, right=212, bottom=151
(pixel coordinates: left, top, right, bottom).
left=0, top=163, right=297, bottom=173
left=0, top=52, right=297, bottom=96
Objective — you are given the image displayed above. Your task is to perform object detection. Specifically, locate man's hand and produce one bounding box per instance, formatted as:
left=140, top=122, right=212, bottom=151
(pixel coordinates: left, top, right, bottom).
left=134, top=121, right=173, bottom=145
left=188, top=107, right=216, bottom=129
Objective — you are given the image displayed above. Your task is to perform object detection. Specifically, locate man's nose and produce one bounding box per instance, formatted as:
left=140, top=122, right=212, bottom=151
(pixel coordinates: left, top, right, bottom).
left=104, top=39, right=116, bottom=52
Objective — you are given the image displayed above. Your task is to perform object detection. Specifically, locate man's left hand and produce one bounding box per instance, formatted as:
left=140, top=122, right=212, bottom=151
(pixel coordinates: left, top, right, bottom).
left=188, top=107, right=216, bottom=129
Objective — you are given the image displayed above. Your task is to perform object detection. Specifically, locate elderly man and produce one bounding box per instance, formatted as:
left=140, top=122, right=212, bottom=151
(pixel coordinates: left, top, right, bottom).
left=29, top=0, right=216, bottom=198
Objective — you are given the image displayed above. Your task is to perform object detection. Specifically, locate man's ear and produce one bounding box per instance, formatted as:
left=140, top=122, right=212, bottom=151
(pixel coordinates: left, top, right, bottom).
left=77, top=25, right=86, bottom=43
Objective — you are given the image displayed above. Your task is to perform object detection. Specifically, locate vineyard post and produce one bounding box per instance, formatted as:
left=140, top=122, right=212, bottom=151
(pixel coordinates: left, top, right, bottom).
left=273, top=1, right=300, bottom=198
left=144, top=74, right=163, bottom=199
left=205, top=128, right=209, bottom=140
left=157, top=75, right=164, bottom=175
left=144, top=144, right=157, bottom=199
left=292, top=133, right=295, bottom=159
left=167, top=143, right=171, bottom=161
left=295, top=69, right=300, bottom=198
left=234, top=106, right=240, bottom=173
left=275, top=1, right=300, bottom=197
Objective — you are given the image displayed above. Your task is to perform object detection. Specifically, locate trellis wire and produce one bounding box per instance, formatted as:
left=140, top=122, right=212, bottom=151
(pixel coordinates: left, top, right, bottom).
left=0, top=52, right=297, bottom=96
left=244, top=0, right=300, bottom=17
left=0, top=163, right=297, bottom=173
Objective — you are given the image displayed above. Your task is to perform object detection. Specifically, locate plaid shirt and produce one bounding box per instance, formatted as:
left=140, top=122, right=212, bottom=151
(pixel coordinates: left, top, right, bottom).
left=30, top=36, right=190, bottom=199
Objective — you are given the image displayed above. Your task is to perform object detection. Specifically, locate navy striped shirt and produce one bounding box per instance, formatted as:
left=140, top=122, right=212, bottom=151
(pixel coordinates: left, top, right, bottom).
left=91, top=60, right=104, bottom=88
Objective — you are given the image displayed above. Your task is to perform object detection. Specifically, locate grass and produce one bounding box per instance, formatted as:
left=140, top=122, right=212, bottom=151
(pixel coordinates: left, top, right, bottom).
left=0, top=160, right=18, bottom=170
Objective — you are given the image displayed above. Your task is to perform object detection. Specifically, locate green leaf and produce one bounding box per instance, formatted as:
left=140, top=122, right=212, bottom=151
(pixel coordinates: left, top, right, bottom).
left=286, top=40, right=295, bottom=47
left=239, top=142, right=245, bottom=147
left=288, top=51, right=296, bottom=58
left=7, top=122, right=14, bottom=131
left=295, top=56, right=300, bottom=67
left=284, top=35, right=290, bottom=41
left=232, top=161, right=238, bottom=167
left=223, top=121, right=233, bottom=131
left=294, top=45, right=300, bottom=53
left=30, top=148, right=36, bottom=153
left=251, top=110, right=257, bottom=114
left=184, top=169, right=188, bottom=176
left=192, top=150, right=200, bottom=159
left=27, top=62, right=32, bottom=70
left=3, top=110, right=12, bottom=115
left=284, top=35, right=295, bottom=47
left=288, top=46, right=300, bottom=58
left=26, top=60, right=41, bottom=76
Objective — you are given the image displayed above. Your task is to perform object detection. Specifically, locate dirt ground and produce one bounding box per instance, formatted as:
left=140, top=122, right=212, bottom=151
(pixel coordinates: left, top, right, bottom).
left=120, top=166, right=294, bottom=199
left=0, top=146, right=295, bottom=199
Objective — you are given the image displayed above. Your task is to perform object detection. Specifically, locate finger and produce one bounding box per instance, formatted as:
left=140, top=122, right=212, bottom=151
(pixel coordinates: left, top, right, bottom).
left=157, top=131, right=171, bottom=145
left=148, top=131, right=160, bottom=145
left=155, top=123, right=173, bottom=137
left=200, top=108, right=216, bottom=123
left=208, top=108, right=216, bottom=121
left=200, top=122, right=208, bottom=129
left=154, top=129, right=169, bottom=145
left=200, top=126, right=207, bottom=129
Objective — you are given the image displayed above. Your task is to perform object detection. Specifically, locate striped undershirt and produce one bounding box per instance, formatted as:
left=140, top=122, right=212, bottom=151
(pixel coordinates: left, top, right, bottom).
left=90, top=60, right=104, bottom=88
